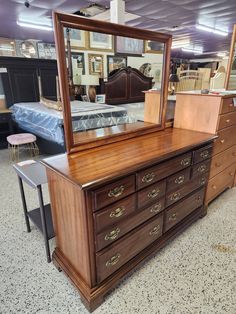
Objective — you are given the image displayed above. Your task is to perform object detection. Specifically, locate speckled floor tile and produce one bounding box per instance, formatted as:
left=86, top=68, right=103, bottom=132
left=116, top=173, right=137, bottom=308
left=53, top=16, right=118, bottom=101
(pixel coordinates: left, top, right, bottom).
left=0, top=148, right=235, bottom=314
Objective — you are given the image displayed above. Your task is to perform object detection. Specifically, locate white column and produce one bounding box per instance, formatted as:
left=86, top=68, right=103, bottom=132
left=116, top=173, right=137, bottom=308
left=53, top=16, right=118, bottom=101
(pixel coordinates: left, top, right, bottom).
left=110, top=0, right=125, bottom=24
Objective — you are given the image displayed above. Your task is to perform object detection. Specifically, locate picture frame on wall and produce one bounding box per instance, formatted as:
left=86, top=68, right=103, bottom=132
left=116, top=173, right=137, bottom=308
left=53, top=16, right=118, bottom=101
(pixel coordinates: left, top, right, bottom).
left=115, top=36, right=144, bottom=55
left=107, top=55, right=127, bottom=75
left=37, top=42, right=56, bottom=59
left=95, top=94, right=106, bottom=104
left=88, top=54, right=104, bottom=77
left=64, top=28, right=87, bottom=50
left=89, top=32, right=113, bottom=51
left=145, top=40, right=164, bottom=54
left=0, top=38, right=16, bottom=57
left=15, top=40, right=38, bottom=58
left=71, top=52, right=85, bottom=85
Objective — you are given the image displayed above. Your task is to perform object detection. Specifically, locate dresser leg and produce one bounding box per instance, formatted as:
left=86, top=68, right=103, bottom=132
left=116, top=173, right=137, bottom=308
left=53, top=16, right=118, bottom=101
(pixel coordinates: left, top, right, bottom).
left=81, top=294, right=104, bottom=313
left=199, top=205, right=207, bottom=218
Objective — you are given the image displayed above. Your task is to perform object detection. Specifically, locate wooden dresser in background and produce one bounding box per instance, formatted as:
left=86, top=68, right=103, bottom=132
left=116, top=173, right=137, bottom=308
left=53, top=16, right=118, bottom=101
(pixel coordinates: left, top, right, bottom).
left=174, top=92, right=236, bottom=205
left=42, top=128, right=215, bottom=312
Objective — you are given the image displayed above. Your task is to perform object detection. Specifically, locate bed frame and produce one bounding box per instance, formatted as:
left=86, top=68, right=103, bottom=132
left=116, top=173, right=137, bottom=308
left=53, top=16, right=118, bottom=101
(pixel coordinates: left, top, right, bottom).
left=102, top=67, right=153, bottom=105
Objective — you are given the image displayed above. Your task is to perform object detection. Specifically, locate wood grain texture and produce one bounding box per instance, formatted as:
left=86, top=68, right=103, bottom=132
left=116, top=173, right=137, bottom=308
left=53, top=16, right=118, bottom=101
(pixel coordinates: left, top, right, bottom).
left=218, top=111, right=236, bottom=130
left=46, top=168, right=94, bottom=287
left=210, top=145, right=236, bottom=178
left=144, top=90, right=161, bottom=124
left=213, top=125, right=236, bottom=155
left=42, top=128, right=216, bottom=189
left=220, top=97, right=236, bottom=114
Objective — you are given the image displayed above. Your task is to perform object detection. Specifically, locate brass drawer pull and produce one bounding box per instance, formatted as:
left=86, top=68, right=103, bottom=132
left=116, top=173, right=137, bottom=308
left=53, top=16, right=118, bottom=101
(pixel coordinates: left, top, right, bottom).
left=150, top=203, right=162, bottom=213
left=198, top=164, right=207, bottom=173
left=108, top=185, right=124, bottom=198
left=106, top=253, right=121, bottom=267
left=169, top=192, right=181, bottom=201
left=105, top=228, right=120, bottom=241
left=229, top=172, right=234, bottom=176
left=215, top=162, right=222, bottom=168
left=110, top=206, right=125, bottom=218
left=200, top=151, right=209, bottom=159
left=169, top=213, right=177, bottom=221
left=229, top=103, right=233, bottom=107
left=142, top=172, right=155, bottom=183
left=226, top=119, right=230, bottom=123
left=200, top=177, right=206, bottom=185
left=212, top=185, right=217, bottom=190
left=181, top=157, right=191, bottom=167
left=220, top=139, right=225, bottom=144
left=195, top=195, right=202, bottom=202
left=149, top=225, right=160, bottom=236
left=174, top=175, right=185, bottom=184
left=148, top=189, right=160, bottom=199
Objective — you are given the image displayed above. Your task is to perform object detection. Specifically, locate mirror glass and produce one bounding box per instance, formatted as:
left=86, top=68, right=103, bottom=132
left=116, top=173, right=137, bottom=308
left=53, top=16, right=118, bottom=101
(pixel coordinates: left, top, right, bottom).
left=62, top=27, right=165, bottom=145
left=228, top=41, right=236, bottom=90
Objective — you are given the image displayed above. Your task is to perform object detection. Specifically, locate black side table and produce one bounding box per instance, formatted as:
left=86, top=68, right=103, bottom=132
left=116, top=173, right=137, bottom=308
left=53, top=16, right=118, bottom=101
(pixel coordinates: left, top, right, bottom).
left=13, top=161, right=55, bottom=262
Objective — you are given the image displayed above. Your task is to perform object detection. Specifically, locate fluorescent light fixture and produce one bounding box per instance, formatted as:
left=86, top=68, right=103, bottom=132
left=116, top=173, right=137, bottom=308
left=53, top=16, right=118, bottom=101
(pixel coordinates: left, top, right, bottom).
left=217, top=52, right=227, bottom=57
left=196, top=24, right=228, bottom=36
left=172, top=39, right=190, bottom=49
left=182, top=47, right=203, bottom=54
left=17, top=20, right=53, bottom=31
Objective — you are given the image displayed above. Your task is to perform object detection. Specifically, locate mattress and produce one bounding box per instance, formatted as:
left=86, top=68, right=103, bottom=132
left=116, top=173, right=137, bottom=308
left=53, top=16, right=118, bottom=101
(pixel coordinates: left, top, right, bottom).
left=11, top=101, right=134, bottom=145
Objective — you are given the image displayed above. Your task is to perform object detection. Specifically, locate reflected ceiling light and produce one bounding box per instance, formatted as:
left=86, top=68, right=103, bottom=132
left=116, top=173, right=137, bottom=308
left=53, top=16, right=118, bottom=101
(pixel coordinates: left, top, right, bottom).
left=17, top=20, right=53, bottom=31
left=172, top=39, right=190, bottom=49
left=182, top=46, right=203, bottom=54
left=196, top=24, right=228, bottom=36
left=217, top=52, right=227, bottom=57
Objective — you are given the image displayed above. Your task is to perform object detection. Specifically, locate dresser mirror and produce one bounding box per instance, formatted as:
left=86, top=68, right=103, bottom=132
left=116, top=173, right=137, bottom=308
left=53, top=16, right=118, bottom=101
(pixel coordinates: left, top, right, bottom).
left=225, top=24, right=236, bottom=90
left=53, top=12, right=172, bottom=153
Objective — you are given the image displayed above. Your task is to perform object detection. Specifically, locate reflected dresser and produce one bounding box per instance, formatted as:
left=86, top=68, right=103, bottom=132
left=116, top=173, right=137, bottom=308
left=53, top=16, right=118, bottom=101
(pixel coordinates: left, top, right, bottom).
left=174, top=92, right=236, bottom=205
left=42, top=128, right=215, bottom=312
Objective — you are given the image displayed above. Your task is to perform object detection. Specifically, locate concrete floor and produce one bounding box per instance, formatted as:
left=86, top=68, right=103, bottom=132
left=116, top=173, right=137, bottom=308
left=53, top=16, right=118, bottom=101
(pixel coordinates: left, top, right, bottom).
left=0, top=148, right=235, bottom=314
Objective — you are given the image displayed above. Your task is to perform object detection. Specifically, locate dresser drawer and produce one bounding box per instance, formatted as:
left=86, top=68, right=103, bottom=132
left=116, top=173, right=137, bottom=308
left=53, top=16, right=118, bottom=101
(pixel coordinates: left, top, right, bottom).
left=137, top=180, right=166, bottom=208
left=205, top=164, right=235, bottom=204
left=166, top=167, right=191, bottom=192
left=166, top=174, right=207, bottom=207
left=193, top=145, right=213, bottom=164
left=93, top=175, right=135, bottom=210
left=191, top=159, right=211, bottom=178
left=209, top=145, right=236, bottom=179
left=96, top=213, right=163, bottom=283
left=164, top=188, right=205, bottom=232
left=220, top=98, right=236, bottom=114
left=214, top=125, right=236, bottom=155
left=95, top=198, right=165, bottom=251
left=137, top=152, right=192, bottom=189
left=94, top=194, right=136, bottom=233
left=218, top=112, right=236, bottom=130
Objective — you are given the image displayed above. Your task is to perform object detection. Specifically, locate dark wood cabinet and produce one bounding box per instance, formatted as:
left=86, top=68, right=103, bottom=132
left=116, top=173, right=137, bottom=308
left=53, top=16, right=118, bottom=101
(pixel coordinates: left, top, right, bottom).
left=42, top=128, right=216, bottom=312
left=0, top=109, right=13, bottom=148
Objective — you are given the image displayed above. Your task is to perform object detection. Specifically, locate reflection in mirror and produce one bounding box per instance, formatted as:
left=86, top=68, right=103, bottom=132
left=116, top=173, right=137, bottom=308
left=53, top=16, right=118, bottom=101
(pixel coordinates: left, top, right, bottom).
left=63, top=27, right=165, bottom=144
left=228, top=43, right=236, bottom=89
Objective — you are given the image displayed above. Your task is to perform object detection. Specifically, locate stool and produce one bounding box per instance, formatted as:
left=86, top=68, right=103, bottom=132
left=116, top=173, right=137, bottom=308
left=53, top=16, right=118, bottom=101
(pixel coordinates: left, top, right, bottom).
left=7, top=133, right=39, bottom=161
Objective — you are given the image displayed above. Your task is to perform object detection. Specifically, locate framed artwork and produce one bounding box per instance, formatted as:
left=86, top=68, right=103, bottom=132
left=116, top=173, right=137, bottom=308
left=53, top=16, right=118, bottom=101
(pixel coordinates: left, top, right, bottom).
left=115, top=36, right=144, bottom=55
left=15, top=40, right=38, bottom=58
left=0, top=38, right=15, bottom=57
left=145, top=40, right=164, bottom=54
left=95, top=94, right=106, bottom=103
left=88, top=54, right=104, bottom=77
left=89, top=32, right=113, bottom=51
left=64, top=28, right=87, bottom=50
left=107, top=55, right=127, bottom=75
left=37, top=42, right=56, bottom=59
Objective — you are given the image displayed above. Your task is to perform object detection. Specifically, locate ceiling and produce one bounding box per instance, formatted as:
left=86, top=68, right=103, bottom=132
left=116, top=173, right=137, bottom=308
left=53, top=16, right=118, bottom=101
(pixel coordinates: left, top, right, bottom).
left=0, top=0, right=236, bottom=58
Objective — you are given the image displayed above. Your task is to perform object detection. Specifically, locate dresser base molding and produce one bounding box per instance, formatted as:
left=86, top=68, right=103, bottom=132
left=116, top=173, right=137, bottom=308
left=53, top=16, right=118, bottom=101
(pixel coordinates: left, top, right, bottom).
left=52, top=206, right=204, bottom=312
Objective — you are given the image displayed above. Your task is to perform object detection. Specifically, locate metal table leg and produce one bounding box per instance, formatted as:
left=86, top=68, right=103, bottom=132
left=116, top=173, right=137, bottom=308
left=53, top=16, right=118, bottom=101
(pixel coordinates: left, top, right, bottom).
left=37, top=185, right=51, bottom=263
left=18, top=176, right=31, bottom=233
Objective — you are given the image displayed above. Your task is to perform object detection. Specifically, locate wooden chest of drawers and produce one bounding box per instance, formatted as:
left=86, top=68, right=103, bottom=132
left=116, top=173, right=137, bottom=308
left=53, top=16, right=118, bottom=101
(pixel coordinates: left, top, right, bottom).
left=174, top=92, right=236, bottom=205
left=43, top=129, right=215, bottom=312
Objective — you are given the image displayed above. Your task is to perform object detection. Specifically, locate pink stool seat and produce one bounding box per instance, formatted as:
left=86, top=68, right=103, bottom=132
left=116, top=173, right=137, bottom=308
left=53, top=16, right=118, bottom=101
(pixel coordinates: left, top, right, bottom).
left=7, top=133, right=37, bottom=145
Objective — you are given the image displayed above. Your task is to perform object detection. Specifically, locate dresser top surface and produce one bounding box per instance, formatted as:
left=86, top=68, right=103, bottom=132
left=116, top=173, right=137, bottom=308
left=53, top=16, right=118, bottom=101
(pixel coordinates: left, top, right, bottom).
left=42, top=128, right=216, bottom=189
left=176, top=91, right=236, bottom=98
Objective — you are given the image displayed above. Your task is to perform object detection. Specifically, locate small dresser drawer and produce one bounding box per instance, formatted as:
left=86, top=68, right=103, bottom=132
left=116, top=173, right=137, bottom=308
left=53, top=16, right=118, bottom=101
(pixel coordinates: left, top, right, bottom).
left=191, top=159, right=211, bottom=178
left=93, top=175, right=135, bottom=210
left=220, top=98, right=236, bottom=114
left=214, top=125, right=236, bottom=155
left=94, top=194, right=136, bottom=233
left=96, top=213, right=163, bottom=283
left=95, top=198, right=165, bottom=251
left=166, top=168, right=190, bottom=192
left=137, top=180, right=166, bottom=208
left=164, top=188, right=205, bottom=232
left=205, top=164, right=235, bottom=204
left=137, top=152, right=192, bottom=189
left=218, top=112, right=236, bottom=130
left=209, top=145, right=236, bottom=179
left=193, top=145, right=213, bottom=164
left=166, top=174, right=208, bottom=207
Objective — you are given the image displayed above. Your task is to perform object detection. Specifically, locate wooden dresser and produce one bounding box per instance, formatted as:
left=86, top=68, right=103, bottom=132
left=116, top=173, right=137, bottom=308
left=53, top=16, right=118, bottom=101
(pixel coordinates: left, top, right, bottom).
left=174, top=92, right=236, bottom=205
left=42, top=128, right=215, bottom=312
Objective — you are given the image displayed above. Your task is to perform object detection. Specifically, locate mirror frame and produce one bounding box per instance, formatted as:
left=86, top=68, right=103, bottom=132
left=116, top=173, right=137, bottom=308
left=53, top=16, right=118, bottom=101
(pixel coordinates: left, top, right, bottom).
left=225, top=24, right=236, bottom=90
left=53, top=12, right=172, bottom=154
